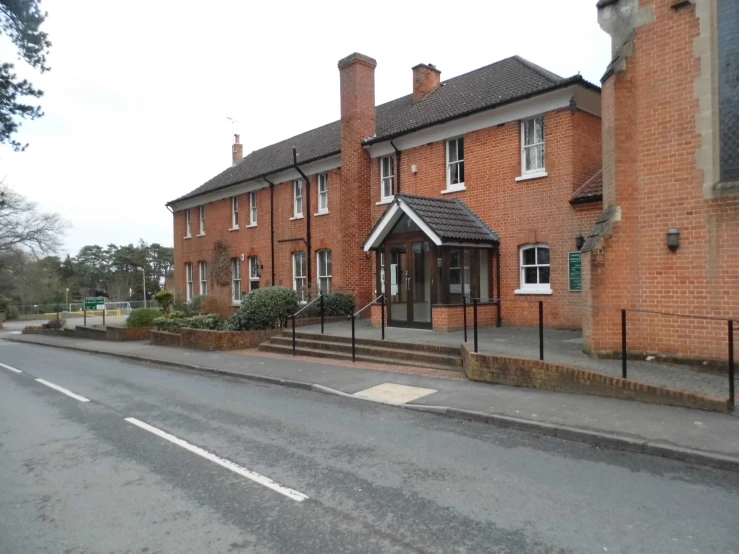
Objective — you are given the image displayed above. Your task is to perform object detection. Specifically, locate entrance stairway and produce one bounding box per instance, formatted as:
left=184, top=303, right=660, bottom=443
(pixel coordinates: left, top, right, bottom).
left=259, top=330, right=463, bottom=372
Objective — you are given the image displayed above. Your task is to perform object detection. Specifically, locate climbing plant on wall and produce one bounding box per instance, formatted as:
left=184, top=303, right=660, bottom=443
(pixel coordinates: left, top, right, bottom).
left=211, top=240, right=232, bottom=287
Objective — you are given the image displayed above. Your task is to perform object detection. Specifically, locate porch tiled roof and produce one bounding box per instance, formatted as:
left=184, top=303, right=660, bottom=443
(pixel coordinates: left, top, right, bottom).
left=399, top=194, right=500, bottom=244
left=570, top=169, right=603, bottom=204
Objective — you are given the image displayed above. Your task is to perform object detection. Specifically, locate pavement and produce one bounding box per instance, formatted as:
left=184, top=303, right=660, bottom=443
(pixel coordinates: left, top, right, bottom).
left=4, top=332, right=739, bottom=472
left=1, top=343, right=738, bottom=553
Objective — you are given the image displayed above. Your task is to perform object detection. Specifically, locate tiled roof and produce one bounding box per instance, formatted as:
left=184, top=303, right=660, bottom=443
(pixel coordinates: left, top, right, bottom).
left=596, top=0, right=620, bottom=7
left=170, top=56, right=598, bottom=205
left=571, top=169, right=603, bottom=204
left=399, top=194, right=500, bottom=244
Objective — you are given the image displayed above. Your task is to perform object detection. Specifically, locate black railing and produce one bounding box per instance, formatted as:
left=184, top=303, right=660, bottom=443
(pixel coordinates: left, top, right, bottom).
left=349, top=294, right=384, bottom=363
left=291, top=293, right=324, bottom=356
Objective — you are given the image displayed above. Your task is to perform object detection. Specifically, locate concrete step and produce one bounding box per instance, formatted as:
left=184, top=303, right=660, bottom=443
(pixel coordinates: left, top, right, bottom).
left=258, top=343, right=463, bottom=373
left=282, top=330, right=461, bottom=357
left=268, top=336, right=461, bottom=369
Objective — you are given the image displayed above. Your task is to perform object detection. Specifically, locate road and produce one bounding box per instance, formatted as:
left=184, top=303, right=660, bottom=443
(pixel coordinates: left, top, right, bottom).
left=2, top=314, right=119, bottom=332
left=0, top=342, right=737, bottom=553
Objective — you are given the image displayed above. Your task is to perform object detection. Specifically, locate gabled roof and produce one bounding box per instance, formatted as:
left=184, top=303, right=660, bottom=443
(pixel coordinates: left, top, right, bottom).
left=170, top=56, right=599, bottom=205
left=363, top=194, right=500, bottom=251
left=571, top=169, right=603, bottom=204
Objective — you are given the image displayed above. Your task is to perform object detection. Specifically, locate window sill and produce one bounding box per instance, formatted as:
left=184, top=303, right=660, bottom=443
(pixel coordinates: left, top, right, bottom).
left=514, top=288, right=553, bottom=295
left=228, top=226, right=239, bottom=232
left=376, top=197, right=394, bottom=206
left=441, top=185, right=466, bottom=194
left=196, top=233, right=206, bottom=237
left=515, top=171, right=548, bottom=182
left=231, top=301, right=242, bottom=306
left=246, top=223, right=257, bottom=228
left=184, top=235, right=192, bottom=240
left=314, top=211, right=329, bottom=217
left=290, top=215, right=304, bottom=221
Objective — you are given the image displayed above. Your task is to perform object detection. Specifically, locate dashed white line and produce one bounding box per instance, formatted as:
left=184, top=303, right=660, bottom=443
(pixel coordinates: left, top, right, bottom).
left=0, top=362, right=22, bottom=373
left=124, top=417, right=309, bottom=502
left=35, top=378, right=90, bottom=402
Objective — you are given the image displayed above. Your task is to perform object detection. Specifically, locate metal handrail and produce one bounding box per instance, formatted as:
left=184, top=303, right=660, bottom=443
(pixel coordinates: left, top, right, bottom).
left=350, top=294, right=384, bottom=319
left=293, top=293, right=322, bottom=317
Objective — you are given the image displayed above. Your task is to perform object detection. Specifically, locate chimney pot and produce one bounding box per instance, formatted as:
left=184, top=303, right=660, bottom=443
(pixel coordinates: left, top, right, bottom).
left=232, top=133, right=243, bottom=165
left=412, top=63, right=441, bottom=101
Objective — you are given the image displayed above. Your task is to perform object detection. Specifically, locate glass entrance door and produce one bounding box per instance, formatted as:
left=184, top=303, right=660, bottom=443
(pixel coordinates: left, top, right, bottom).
left=388, top=243, right=408, bottom=324
left=411, top=241, right=431, bottom=324
left=386, top=240, right=431, bottom=328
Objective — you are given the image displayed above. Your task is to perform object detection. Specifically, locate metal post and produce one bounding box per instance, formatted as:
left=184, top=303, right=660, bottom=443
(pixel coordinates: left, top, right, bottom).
left=538, top=301, right=544, bottom=361
left=621, top=309, right=627, bottom=379
left=462, top=296, right=468, bottom=343
left=473, top=298, right=479, bottom=353
left=320, top=294, right=324, bottom=334
left=380, top=294, right=385, bottom=341
left=103, top=307, right=106, bottom=327
left=351, top=314, right=356, bottom=363
left=292, top=314, right=296, bottom=356
left=729, top=320, right=735, bottom=409
left=84, top=308, right=87, bottom=327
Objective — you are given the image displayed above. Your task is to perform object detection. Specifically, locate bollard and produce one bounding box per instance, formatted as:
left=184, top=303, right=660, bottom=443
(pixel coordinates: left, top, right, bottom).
left=729, top=320, right=735, bottom=410
left=539, top=301, right=544, bottom=361
left=462, top=296, right=468, bottom=343
left=473, top=298, right=479, bottom=353
left=292, top=314, right=296, bottom=356
left=621, top=309, right=627, bottom=379
left=320, top=294, right=324, bottom=334
left=380, top=294, right=385, bottom=341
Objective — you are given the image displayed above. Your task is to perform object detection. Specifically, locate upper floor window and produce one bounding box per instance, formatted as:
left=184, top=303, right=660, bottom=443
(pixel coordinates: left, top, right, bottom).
left=446, top=137, right=465, bottom=190
left=517, top=244, right=551, bottom=294
left=293, top=180, right=303, bottom=218
left=718, top=0, right=739, bottom=182
left=317, top=249, right=332, bottom=293
left=232, top=259, right=242, bottom=303
left=249, top=256, right=260, bottom=291
left=249, top=191, right=257, bottom=226
left=231, top=197, right=239, bottom=229
left=317, top=173, right=329, bottom=214
left=185, top=262, right=193, bottom=301
left=521, top=117, right=545, bottom=176
left=198, top=205, right=206, bottom=235
left=293, top=252, right=307, bottom=302
left=185, top=209, right=192, bottom=238
left=199, top=261, right=207, bottom=295
left=380, top=156, right=394, bottom=200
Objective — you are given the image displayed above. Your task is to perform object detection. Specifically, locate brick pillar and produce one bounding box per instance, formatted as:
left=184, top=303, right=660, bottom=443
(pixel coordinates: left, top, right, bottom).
left=338, top=53, right=376, bottom=306
left=232, top=134, right=243, bottom=165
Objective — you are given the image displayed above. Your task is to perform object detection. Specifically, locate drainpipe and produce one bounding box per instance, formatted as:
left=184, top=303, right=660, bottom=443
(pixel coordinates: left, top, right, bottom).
left=390, top=139, right=401, bottom=195
left=292, top=147, right=312, bottom=291
left=264, top=178, right=276, bottom=287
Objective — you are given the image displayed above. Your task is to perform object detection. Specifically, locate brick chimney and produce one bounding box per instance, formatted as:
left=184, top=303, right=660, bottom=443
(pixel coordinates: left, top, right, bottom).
left=412, top=63, right=441, bottom=101
left=232, top=134, right=243, bottom=165
left=338, top=52, right=376, bottom=305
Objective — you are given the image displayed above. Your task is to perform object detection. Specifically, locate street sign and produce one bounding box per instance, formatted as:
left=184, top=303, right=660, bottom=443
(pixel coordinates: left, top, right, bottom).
left=568, top=252, right=582, bottom=292
left=84, top=297, right=106, bottom=311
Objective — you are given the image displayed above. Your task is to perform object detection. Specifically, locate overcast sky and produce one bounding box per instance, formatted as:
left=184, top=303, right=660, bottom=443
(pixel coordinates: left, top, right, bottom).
left=0, top=0, right=611, bottom=258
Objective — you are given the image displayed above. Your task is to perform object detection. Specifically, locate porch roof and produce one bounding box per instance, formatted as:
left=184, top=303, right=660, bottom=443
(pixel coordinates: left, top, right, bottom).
left=363, top=193, right=500, bottom=251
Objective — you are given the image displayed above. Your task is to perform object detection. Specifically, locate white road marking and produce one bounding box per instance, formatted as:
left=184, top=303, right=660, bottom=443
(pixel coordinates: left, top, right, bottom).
left=0, top=362, right=22, bottom=373
left=354, top=383, right=438, bottom=405
left=35, top=379, right=90, bottom=402
left=124, top=417, right=309, bottom=502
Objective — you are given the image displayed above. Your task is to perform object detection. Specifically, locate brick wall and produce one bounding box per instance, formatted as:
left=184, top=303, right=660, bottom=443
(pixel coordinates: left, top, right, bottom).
left=432, top=304, right=498, bottom=332
left=585, top=0, right=739, bottom=362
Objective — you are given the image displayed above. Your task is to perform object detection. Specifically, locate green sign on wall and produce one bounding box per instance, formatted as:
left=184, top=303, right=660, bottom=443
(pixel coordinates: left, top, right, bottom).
left=84, top=297, right=105, bottom=310
left=568, top=252, right=582, bottom=292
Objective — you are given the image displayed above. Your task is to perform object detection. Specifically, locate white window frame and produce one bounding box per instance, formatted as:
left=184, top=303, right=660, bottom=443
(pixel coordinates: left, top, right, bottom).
left=518, top=116, right=547, bottom=180
left=184, top=209, right=192, bottom=238
left=198, top=206, right=206, bottom=236
left=231, top=258, right=242, bottom=304
left=317, top=249, right=332, bottom=293
left=249, top=191, right=257, bottom=226
left=316, top=173, right=329, bottom=215
left=380, top=156, right=394, bottom=201
left=445, top=137, right=465, bottom=192
left=185, top=262, right=193, bottom=301
left=199, top=261, right=207, bottom=295
left=292, top=252, right=307, bottom=302
left=249, top=256, right=260, bottom=291
left=231, top=197, right=239, bottom=229
left=293, top=180, right=303, bottom=219
left=516, top=243, right=552, bottom=295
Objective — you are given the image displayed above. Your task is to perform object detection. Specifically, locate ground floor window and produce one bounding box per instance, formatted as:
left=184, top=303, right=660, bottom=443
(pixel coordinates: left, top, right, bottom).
left=249, top=256, right=260, bottom=291
left=519, top=244, right=550, bottom=293
left=199, top=261, right=207, bottom=295
left=317, top=250, right=332, bottom=293
left=232, top=259, right=242, bottom=302
left=293, top=252, right=307, bottom=301
left=185, top=263, right=193, bottom=301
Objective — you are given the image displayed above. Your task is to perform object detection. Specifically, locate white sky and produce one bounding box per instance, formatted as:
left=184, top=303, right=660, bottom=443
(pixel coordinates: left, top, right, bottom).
left=0, top=0, right=611, bottom=257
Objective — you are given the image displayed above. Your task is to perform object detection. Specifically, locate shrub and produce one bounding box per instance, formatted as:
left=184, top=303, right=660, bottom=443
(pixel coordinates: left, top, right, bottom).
left=153, top=316, right=185, bottom=333
left=153, top=313, right=223, bottom=333
left=226, top=286, right=298, bottom=331
left=127, top=308, right=161, bottom=328
left=44, top=317, right=66, bottom=330
left=323, top=292, right=355, bottom=316
left=154, top=290, right=175, bottom=314
left=0, top=295, right=19, bottom=320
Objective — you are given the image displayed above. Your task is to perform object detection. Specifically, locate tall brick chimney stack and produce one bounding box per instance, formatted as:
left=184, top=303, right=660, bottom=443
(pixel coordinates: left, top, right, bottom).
left=232, top=134, right=243, bottom=165
left=338, top=52, right=376, bottom=305
left=412, top=63, right=441, bottom=101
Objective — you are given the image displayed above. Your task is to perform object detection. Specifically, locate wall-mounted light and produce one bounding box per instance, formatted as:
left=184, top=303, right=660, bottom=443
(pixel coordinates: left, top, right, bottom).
left=575, top=235, right=585, bottom=250
left=667, top=228, right=680, bottom=252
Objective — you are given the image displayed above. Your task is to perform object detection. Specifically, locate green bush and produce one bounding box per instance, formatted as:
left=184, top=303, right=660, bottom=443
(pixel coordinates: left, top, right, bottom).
left=153, top=316, right=185, bottom=333
left=127, top=308, right=161, bottom=328
left=0, top=296, right=19, bottom=320
left=153, top=313, right=223, bottom=333
left=226, top=286, right=298, bottom=331
left=323, top=292, right=355, bottom=316
left=154, top=290, right=175, bottom=314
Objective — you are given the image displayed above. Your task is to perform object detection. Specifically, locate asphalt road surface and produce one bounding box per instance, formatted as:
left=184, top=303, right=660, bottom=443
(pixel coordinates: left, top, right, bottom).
left=1, top=342, right=737, bottom=554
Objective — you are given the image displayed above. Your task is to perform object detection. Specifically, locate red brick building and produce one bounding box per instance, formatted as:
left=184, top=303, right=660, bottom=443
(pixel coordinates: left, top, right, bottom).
left=582, top=0, right=739, bottom=362
left=168, top=54, right=602, bottom=331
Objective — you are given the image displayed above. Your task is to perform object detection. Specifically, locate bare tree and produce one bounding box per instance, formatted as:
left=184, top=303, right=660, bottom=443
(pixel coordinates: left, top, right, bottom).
left=0, top=181, right=69, bottom=257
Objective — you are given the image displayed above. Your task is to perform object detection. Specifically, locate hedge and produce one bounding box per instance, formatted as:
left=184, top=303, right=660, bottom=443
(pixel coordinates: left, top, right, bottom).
left=226, top=287, right=298, bottom=331
left=126, top=308, right=161, bottom=328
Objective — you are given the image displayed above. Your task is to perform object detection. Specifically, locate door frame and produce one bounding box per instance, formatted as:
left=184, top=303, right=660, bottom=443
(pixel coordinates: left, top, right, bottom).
left=383, top=232, right=433, bottom=329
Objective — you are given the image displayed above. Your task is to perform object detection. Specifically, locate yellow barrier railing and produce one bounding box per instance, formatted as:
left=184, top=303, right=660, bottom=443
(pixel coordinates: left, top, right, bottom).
left=42, top=310, right=122, bottom=320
